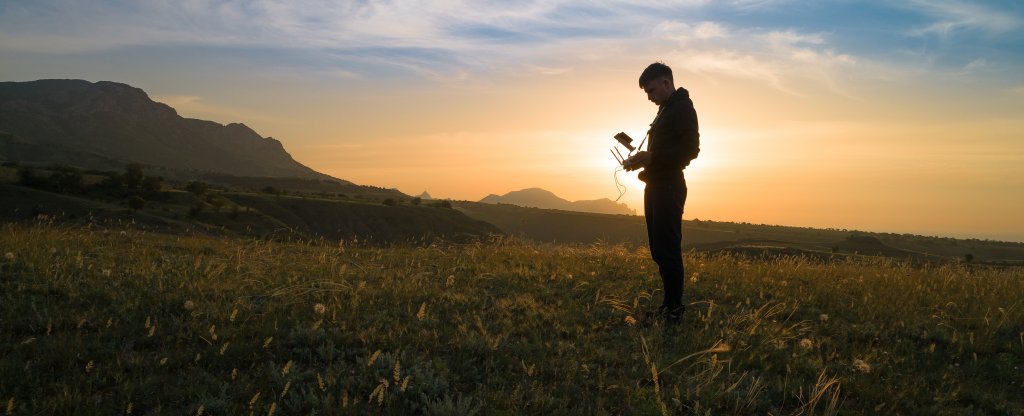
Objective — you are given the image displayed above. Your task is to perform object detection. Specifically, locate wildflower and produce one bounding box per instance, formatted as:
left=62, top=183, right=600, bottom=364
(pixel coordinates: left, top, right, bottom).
left=183, top=300, right=196, bottom=311
left=819, top=314, right=829, bottom=322
left=799, top=338, right=813, bottom=350
left=624, top=315, right=637, bottom=326
left=853, top=359, right=871, bottom=373
left=3, top=252, right=13, bottom=260
left=101, top=269, right=112, bottom=277
left=313, top=303, right=326, bottom=315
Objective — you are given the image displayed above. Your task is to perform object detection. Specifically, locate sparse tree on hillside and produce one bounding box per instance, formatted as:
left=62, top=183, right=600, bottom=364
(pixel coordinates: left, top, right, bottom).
left=383, top=198, right=397, bottom=206
left=127, top=196, right=145, bottom=212
left=189, top=203, right=204, bottom=218
left=125, top=163, right=144, bottom=189
left=411, top=197, right=422, bottom=206
left=434, top=200, right=453, bottom=209
left=17, top=166, right=45, bottom=188
left=186, top=181, right=208, bottom=196
left=54, top=169, right=84, bottom=194
left=100, top=172, right=124, bottom=189
left=142, top=176, right=162, bottom=193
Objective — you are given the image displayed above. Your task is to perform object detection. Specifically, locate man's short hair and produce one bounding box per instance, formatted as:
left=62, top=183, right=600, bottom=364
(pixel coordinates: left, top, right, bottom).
left=639, top=62, right=673, bottom=88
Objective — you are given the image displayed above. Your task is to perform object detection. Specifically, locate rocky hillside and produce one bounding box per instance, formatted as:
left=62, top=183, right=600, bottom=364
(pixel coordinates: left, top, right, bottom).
left=0, top=79, right=328, bottom=179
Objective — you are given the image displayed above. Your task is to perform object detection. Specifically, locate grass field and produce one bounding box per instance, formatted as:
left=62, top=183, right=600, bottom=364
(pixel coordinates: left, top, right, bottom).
left=2, top=223, right=1022, bottom=415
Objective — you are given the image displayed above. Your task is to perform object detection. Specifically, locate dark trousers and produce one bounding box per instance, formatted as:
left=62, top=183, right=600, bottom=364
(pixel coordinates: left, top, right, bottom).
left=644, top=176, right=687, bottom=310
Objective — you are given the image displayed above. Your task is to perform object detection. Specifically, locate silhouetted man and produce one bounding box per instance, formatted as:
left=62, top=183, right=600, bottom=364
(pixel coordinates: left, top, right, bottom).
left=623, top=62, right=700, bottom=324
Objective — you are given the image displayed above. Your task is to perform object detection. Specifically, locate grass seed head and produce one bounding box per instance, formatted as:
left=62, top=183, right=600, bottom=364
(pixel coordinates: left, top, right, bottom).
left=416, top=302, right=427, bottom=320
left=368, top=350, right=381, bottom=367
left=314, top=303, right=326, bottom=315
left=280, top=381, right=291, bottom=400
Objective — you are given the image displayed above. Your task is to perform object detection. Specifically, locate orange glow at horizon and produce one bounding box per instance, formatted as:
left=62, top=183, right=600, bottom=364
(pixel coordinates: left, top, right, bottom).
left=160, top=65, right=1024, bottom=242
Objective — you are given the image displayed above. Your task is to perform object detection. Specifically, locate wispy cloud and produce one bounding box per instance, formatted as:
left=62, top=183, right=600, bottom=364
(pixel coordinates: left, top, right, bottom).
left=1, top=0, right=1015, bottom=91
left=905, top=0, right=1021, bottom=37
left=654, top=22, right=857, bottom=96
left=0, top=1, right=693, bottom=81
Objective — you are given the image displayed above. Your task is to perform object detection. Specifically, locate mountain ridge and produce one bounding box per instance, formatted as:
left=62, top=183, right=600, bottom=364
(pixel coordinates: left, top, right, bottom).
left=0, top=79, right=330, bottom=180
left=480, top=187, right=635, bottom=215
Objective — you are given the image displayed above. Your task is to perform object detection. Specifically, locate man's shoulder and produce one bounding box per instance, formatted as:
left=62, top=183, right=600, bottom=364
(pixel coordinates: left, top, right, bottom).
left=663, top=88, right=693, bottom=109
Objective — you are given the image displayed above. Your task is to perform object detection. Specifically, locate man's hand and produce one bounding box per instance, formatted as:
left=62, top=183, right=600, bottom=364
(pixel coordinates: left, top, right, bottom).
left=623, top=151, right=651, bottom=171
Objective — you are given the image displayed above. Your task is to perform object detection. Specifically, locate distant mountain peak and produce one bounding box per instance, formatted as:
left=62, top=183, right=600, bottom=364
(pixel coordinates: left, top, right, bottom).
left=480, top=187, right=635, bottom=215
left=418, top=191, right=433, bottom=200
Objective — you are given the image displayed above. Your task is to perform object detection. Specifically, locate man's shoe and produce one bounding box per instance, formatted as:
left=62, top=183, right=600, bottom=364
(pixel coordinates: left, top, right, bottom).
left=663, top=305, right=684, bottom=325
left=643, top=305, right=685, bottom=326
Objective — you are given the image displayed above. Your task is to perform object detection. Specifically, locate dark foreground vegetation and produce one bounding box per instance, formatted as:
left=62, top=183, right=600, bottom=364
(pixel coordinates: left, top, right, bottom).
left=2, top=223, right=1022, bottom=415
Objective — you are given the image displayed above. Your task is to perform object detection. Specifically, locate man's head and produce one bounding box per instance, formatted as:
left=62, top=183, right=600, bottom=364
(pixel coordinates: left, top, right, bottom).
left=639, top=62, right=675, bottom=106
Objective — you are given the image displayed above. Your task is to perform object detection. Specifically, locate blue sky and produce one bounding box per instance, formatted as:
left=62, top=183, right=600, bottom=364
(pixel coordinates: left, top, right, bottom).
left=2, top=1, right=1023, bottom=240
left=3, top=1, right=1022, bottom=83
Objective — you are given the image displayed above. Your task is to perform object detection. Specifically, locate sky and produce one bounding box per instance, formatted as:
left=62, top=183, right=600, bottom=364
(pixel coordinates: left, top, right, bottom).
left=2, top=0, right=1023, bottom=241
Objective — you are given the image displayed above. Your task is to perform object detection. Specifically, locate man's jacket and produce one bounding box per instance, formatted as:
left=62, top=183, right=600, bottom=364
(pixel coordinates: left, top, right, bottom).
left=639, top=87, right=700, bottom=183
